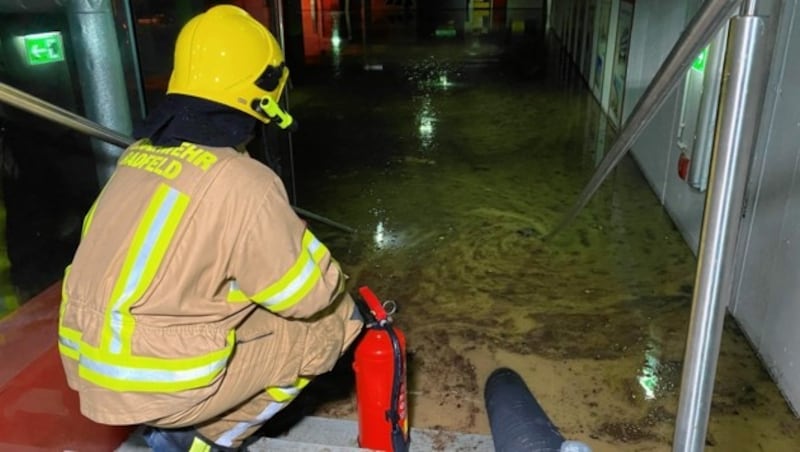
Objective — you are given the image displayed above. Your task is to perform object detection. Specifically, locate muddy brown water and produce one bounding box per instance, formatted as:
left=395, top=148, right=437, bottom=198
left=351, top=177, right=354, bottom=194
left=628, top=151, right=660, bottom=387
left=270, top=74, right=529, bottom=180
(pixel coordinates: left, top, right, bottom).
left=265, top=8, right=800, bottom=451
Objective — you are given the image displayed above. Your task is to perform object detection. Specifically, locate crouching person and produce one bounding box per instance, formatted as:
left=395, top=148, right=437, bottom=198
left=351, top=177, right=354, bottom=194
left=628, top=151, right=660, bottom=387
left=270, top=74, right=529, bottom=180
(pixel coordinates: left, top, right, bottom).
left=57, top=5, right=363, bottom=451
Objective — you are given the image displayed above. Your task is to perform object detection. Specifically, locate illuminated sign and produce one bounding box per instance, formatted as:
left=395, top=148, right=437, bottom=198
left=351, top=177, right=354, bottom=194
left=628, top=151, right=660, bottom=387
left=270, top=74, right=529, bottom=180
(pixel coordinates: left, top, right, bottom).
left=23, top=32, right=64, bottom=65
left=435, top=27, right=456, bottom=38
left=692, top=46, right=709, bottom=73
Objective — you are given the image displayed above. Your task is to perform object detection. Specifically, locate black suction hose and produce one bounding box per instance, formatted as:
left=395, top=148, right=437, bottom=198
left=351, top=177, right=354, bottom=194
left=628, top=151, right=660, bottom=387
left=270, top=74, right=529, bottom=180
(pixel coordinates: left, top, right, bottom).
left=484, top=367, right=565, bottom=452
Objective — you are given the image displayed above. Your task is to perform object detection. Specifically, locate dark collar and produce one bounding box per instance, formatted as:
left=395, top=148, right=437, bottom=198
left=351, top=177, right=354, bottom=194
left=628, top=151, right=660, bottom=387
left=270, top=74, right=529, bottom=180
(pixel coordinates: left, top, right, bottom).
left=133, top=94, right=257, bottom=148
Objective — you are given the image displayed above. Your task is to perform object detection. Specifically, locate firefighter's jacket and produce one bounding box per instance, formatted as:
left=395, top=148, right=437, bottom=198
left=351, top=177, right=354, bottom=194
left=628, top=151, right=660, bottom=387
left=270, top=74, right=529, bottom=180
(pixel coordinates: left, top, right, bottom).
left=58, top=140, right=360, bottom=425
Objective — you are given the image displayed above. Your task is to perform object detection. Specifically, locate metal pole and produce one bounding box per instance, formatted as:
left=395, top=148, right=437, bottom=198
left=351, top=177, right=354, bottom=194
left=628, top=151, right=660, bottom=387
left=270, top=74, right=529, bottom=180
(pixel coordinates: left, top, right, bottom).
left=741, top=0, right=758, bottom=15
left=345, top=0, right=352, bottom=41
left=544, top=0, right=742, bottom=239
left=270, top=0, right=298, bottom=205
left=600, top=0, right=619, bottom=115
left=587, top=0, right=603, bottom=91
left=66, top=0, right=134, bottom=185
left=673, top=11, right=772, bottom=452
left=122, top=0, right=149, bottom=119
left=361, top=0, right=368, bottom=67
left=545, top=0, right=552, bottom=31
left=0, top=82, right=357, bottom=234
left=271, top=0, right=288, bottom=55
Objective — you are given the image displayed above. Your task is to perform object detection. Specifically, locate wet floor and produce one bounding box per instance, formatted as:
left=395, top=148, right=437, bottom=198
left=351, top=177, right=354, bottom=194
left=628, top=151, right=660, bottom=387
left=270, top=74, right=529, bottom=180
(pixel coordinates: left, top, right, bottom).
left=282, top=6, right=800, bottom=452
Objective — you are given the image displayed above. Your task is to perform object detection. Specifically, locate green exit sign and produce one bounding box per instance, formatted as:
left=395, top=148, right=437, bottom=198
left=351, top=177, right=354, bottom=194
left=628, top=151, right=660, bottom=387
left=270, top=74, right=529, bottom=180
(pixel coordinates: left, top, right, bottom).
left=23, top=32, right=65, bottom=65
left=692, top=46, right=709, bottom=73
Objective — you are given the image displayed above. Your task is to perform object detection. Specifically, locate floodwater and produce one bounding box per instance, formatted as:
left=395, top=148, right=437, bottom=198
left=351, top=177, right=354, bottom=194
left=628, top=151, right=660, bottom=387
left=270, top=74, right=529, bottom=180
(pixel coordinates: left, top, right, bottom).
left=281, top=6, right=800, bottom=452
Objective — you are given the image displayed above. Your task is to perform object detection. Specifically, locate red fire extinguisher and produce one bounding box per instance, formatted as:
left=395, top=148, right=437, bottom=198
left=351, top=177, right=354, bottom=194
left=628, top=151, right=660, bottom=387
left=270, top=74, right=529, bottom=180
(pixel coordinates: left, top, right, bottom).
left=353, top=286, right=409, bottom=452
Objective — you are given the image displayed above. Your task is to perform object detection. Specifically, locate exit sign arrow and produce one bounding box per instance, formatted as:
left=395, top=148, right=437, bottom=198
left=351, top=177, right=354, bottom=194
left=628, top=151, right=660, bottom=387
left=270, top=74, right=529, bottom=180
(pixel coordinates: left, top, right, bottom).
left=23, top=32, right=65, bottom=65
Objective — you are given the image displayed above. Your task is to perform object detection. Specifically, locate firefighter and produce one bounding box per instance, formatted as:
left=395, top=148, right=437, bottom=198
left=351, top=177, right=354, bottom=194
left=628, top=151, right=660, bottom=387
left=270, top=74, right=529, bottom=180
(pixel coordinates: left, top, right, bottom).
left=58, top=5, right=363, bottom=451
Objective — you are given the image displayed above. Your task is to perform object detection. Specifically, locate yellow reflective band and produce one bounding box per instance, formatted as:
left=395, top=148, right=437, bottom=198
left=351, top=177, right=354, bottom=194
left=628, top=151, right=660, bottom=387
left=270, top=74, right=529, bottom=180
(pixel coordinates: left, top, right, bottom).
left=58, top=325, right=81, bottom=361
left=102, top=184, right=189, bottom=355
left=82, top=201, right=98, bottom=238
left=264, top=261, right=320, bottom=312
left=308, top=235, right=327, bottom=262
left=215, top=401, right=286, bottom=447
left=266, top=377, right=311, bottom=402
left=189, top=437, right=212, bottom=452
left=81, top=173, right=114, bottom=238
left=58, top=267, right=79, bottom=362
left=266, top=388, right=295, bottom=403
left=66, top=330, right=234, bottom=393
left=58, top=342, right=80, bottom=361
left=226, top=281, right=249, bottom=303
left=59, top=266, right=71, bottom=325
left=251, top=230, right=329, bottom=312
left=78, top=353, right=226, bottom=392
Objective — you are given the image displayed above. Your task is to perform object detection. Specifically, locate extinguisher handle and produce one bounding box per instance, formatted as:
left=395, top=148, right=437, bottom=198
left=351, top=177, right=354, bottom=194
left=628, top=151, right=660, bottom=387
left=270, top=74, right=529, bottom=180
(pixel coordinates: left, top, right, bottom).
left=358, top=286, right=388, bottom=322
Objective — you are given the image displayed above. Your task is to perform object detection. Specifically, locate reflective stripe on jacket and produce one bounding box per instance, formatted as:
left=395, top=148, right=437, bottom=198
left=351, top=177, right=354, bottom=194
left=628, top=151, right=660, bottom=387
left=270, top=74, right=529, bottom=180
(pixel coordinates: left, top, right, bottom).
left=59, top=141, right=345, bottom=424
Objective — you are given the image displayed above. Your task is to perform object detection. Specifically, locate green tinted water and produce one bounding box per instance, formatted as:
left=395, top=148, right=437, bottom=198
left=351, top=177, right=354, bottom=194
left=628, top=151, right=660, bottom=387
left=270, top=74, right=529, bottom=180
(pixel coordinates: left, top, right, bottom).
left=287, top=10, right=800, bottom=451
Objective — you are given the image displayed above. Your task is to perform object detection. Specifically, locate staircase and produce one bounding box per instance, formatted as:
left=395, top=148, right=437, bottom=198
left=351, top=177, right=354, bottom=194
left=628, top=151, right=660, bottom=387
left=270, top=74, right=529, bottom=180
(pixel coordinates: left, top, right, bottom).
left=117, top=416, right=495, bottom=451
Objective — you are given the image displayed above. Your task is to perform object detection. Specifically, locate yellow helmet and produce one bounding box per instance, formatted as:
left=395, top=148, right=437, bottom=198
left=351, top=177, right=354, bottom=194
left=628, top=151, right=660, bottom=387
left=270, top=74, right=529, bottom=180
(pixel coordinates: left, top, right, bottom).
left=167, top=5, right=294, bottom=129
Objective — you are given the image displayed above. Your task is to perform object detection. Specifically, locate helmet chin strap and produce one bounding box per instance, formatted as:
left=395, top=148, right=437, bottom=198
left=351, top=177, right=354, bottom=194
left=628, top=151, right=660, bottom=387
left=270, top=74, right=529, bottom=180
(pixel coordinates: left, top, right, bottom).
left=253, top=97, right=298, bottom=132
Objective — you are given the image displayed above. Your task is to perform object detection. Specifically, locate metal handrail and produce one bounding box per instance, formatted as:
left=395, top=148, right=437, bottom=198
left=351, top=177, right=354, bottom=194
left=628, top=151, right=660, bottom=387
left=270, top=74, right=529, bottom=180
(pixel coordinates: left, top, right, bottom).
left=544, top=0, right=742, bottom=239
left=674, top=4, right=774, bottom=451
left=0, top=82, right=131, bottom=147
left=542, top=2, right=777, bottom=452
left=0, top=81, right=356, bottom=234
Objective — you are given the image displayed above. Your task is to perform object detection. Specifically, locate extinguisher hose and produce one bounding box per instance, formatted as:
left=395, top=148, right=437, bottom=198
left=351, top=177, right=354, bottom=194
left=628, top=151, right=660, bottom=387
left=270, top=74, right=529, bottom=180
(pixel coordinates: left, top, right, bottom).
left=384, top=323, right=409, bottom=452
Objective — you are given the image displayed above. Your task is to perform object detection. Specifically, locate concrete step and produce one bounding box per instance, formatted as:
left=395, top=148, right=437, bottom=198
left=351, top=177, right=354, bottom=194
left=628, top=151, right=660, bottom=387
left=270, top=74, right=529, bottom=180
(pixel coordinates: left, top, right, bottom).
left=117, top=416, right=495, bottom=452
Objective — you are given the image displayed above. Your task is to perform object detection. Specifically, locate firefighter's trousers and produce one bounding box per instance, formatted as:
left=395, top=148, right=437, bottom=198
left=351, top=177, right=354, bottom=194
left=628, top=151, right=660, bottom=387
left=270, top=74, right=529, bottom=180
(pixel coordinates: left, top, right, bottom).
left=148, top=295, right=362, bottom=448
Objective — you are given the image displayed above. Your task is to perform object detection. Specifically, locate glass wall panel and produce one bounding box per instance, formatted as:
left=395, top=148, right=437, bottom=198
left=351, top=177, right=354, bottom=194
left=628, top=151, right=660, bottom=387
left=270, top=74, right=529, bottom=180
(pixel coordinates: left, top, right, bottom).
left=0, top=1, right=143, bottom=317
left=581, top=0, right=596, bottom=78
left=591, top=0, right=611, bottom=99
left=607, top=0, right=632, bottom=126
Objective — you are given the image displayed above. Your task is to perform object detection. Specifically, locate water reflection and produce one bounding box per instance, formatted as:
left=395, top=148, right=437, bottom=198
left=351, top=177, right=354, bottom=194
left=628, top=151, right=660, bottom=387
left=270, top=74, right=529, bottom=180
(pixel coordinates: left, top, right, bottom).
left=438, top=73, right=453, bottom=90
left=372, top=219, right=409, bottom=251
left=638, top=339, right=661, bottom=401
left=289, top=3, right=800, bottom=450
left=372, top=220, right=389, bottom=250
left=329, top=11, right=343, bottom=78
left=369, top=200, right=406, bottom=252
left=406, top=59, right=462, bottom=92
left=415, top=95, right=436, bottom=153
